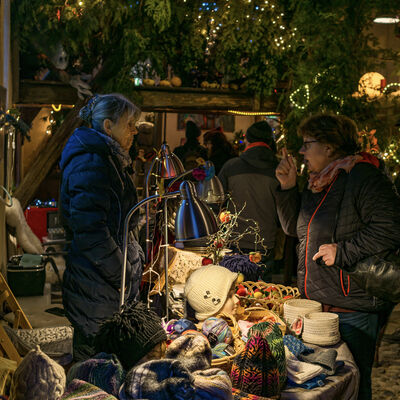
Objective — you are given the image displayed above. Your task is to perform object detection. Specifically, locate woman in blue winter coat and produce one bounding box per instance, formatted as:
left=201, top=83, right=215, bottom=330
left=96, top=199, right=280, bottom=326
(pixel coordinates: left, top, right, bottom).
left=60, top=94, right=144, bottom=360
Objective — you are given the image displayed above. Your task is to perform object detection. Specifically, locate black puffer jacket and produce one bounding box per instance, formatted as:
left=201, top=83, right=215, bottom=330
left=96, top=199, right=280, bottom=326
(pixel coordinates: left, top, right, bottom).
left=218, top=145, right=279, bottom=249
left=277, top=162, right=400, bottom=311
left=60, top=127, right=144, bottom=336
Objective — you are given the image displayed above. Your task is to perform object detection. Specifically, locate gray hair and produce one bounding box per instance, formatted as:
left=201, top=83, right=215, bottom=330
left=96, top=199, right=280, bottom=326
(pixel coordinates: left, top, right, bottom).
left=79, top=93, right=141, bottom=133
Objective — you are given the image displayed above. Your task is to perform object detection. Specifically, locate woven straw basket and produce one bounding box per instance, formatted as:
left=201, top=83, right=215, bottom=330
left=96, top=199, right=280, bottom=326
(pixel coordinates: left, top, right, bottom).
left=209, top=308, right=288, bottom=373
left=283, top=298, right=322, bottom=325
left=302, top=312, right=340, bottom=345
left=238, top=282, right=300, bottom=316
left=210, top=312, right=245, bottom=373
left=237, top=306, right=287, bottom=336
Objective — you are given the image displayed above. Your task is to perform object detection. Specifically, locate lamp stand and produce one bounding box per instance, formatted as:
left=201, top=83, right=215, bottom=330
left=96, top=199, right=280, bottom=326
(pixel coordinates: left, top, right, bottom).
left=120, top=191, right=179, bottom=312
left=145, top=156, right=159, bottom=264
left=163, top=200, right=169, bottom=320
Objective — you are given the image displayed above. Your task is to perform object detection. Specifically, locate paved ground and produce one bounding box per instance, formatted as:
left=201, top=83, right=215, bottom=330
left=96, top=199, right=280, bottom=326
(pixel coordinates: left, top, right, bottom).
left=372, top=304, right=400, bottom=400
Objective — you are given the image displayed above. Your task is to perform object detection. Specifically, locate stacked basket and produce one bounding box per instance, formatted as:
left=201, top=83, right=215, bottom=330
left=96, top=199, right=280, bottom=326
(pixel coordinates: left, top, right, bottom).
left=283, top=299, right=322, bottom=325
left=302, top=312, right=340, bottom=345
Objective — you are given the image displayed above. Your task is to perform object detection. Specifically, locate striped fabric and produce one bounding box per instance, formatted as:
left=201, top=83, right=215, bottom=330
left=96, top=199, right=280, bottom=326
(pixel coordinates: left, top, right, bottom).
left=230, top=334, right=280, bottom=397
left=61, top=379, right=117, bottom=399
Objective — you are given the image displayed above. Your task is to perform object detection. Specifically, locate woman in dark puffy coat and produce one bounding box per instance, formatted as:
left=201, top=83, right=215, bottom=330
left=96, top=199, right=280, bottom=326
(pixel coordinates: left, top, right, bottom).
left=60, top=94, right=144, bottom=360
left=275, top=114, right=400, bottom=400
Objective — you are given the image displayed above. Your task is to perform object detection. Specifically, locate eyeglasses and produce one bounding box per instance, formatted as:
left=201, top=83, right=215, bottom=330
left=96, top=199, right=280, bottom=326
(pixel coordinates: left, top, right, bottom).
left=302, top=140, right=319, bottom=150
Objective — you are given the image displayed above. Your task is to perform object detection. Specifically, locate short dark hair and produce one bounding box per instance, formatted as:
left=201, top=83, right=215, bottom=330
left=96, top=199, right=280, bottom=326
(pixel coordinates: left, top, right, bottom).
left=298, top=114, right=361, bottom=156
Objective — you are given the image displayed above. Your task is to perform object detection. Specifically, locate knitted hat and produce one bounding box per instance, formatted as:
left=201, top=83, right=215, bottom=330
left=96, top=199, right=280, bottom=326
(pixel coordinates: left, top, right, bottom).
left=184, top=265, right=238, bottom=321
left=245, top=121, right=273, bottom=145
left=298, top=348, right=338, bottom=375
left=173, top=319, right=198, bottom=335
left=119, top=359, right=195, bottom=400
left=165, top=334, right=212, bottom=372
left=248, top=322, right=287, bottom=389
left=232, top=388, right=274, bottom=400
left=94, top=301, right=167, bottom=370
left=230, top=334, right=279, bottom=398
left=66, top=352, right=125, bottom=396
left=284, top=346, right=324, bottom=385
left=10, top=345, right=66, bottom=400
left=219, top=255, right=261, bottom=282
left=283, top=334, right=314, bottom=358
left=61, top=379, right=117, bottom=400
left=193, top=368, right=233, bottom=400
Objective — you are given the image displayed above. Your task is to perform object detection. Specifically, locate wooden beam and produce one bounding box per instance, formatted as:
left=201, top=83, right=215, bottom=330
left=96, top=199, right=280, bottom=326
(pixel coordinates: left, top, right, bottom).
left=18, top=80, right=78, bottom=106
left=17, top=80, right=279, bottom=112
left=135, top=86, right=278, bottom=112
left=14, top=99, right=85, bottom=209
left=0, top=85, right=6, bottom=109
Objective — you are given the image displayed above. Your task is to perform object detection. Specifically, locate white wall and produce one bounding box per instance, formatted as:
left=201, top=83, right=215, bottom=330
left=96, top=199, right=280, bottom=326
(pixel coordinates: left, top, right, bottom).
left=165, top=113, right=255, bottom=150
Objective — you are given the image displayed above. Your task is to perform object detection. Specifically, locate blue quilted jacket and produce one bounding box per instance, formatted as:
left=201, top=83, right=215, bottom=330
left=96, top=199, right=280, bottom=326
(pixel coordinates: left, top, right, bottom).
left=60, top=127, right=143, bottom=336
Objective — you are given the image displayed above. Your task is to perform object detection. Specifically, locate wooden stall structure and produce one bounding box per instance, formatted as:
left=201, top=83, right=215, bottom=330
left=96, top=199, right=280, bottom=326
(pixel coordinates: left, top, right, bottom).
left=14, top=80, right=281, bottom=209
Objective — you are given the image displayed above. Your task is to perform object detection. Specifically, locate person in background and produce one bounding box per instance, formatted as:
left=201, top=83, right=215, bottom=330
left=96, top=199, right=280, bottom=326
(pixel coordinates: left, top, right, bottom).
left=275, top=113, right=400, bottom=400
left=60, top=93, right=144, bottom=361
left=173, top=120, right=208, bottom=170
left=203, top=127, right=236, bottom=174
left=218, top=121, right=280, bottom=282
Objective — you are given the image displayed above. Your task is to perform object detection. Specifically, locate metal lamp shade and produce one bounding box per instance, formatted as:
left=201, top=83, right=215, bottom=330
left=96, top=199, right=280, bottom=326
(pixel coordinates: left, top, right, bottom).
left=175, top=181, right=219, bottom=241
left=196, top=175, right=225, bottom=204
left=156, top=143, right=185, bottom=179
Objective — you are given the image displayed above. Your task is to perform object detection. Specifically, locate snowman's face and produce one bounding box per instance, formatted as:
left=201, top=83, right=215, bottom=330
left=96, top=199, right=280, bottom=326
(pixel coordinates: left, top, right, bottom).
left=50, top=44, right=69, bottom=70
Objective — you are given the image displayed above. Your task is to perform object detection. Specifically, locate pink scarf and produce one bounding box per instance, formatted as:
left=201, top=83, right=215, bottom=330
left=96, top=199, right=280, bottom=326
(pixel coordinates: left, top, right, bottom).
left=308, top=152, right=379, bottom=193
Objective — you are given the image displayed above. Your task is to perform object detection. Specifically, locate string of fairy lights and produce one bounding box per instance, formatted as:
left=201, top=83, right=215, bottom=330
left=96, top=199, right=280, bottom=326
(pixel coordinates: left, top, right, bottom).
left=195, top=0, right=296, bottom=55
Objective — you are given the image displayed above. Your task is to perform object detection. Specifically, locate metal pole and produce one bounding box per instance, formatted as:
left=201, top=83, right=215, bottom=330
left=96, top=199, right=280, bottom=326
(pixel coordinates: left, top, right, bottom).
left=145, top=156, right=159, bottom=263
left=163, top=199, right=169, bottom=320
left=120, top=191, right=179, bottom=310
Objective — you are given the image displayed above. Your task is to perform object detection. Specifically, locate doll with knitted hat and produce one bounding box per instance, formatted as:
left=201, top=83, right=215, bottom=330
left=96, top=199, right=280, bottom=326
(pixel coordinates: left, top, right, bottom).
left=184, top=264, right=240, bottom=322
left=183, top=264, right=240, bottom=358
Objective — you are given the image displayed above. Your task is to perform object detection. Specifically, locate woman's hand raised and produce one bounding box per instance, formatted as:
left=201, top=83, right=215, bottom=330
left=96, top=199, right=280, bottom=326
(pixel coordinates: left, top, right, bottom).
left=276, top=148, right=297, bottom=190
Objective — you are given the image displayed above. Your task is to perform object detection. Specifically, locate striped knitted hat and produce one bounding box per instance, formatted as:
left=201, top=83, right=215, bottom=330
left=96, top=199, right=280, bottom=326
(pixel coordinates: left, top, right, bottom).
left=119, top=359, right=195, bottom=400
left=62, top=379, right=117, bottom=400
left=66, top=352, right=125, bottom=396
left=248, top=322, right=287, bottom=389
left=230, top=333, right=280, bottom=397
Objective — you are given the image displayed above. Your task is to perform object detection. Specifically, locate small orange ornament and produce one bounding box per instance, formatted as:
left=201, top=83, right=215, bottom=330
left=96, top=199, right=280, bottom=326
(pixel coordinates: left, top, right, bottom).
left=219, top=211, right=231, bottom=223
left=249, top=251, right=262, bottom=263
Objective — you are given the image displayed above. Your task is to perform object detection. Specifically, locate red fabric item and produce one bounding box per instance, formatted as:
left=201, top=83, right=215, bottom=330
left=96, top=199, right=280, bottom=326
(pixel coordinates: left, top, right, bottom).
left=243, top=142, right=271, bottom=152
left=357, top=151, right=380, bottom=168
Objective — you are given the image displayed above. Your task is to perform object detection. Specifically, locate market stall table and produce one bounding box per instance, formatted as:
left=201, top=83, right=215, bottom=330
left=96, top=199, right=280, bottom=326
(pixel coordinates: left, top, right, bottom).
left=281, top=340, right=360, bottom=400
